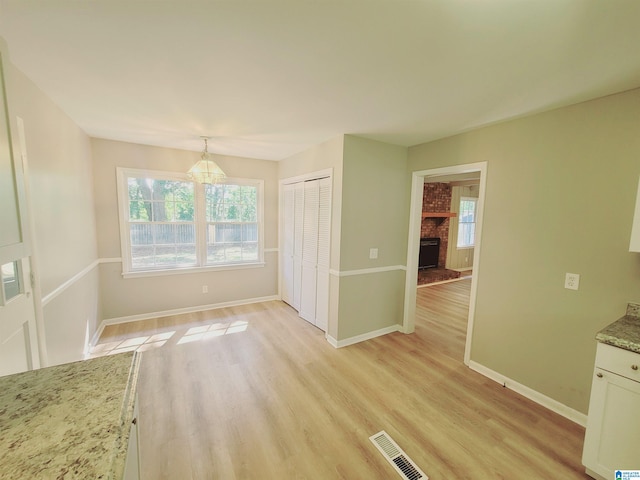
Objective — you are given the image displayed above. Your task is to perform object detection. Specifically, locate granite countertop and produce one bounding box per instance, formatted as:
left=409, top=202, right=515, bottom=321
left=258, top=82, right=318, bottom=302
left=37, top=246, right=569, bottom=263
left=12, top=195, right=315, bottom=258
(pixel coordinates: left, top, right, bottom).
left=0, top=351, right=141, bottom=480
left=596, top=302, right=640, bottom=354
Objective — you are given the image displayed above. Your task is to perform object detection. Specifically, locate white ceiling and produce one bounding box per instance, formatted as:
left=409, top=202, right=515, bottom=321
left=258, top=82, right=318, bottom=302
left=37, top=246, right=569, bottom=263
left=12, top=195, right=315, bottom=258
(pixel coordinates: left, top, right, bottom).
left=1, top=0, right=640, bottom=161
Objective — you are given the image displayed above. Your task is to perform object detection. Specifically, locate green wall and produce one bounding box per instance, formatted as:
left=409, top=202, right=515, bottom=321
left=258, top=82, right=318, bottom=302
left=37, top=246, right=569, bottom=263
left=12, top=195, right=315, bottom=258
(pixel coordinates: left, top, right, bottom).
left=279, top=135, right=409, bottom=342
left=408, top=87, right=640, bottom=413
left=337, top=136, right=409, bottom=340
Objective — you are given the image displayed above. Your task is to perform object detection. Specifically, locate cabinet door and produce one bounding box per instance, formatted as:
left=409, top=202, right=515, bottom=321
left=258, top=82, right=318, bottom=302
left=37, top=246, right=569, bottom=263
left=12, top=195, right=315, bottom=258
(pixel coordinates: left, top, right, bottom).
left=582, top=367, right=640, bottom=477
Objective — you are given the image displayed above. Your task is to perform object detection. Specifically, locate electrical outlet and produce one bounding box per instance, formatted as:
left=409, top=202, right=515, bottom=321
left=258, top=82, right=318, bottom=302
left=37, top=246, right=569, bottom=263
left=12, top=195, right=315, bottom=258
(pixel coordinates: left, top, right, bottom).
left=202, top=285, right=208, bottom=294
left=369, top=248, right=378, bottom=260
left=564, top=273, right=580, bottom=291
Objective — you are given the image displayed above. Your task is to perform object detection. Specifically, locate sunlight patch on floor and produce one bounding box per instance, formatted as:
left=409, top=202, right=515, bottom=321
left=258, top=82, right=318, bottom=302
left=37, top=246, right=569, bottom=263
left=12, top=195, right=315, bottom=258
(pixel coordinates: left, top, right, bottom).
left=88, top=318, right=250, bottom=357
left=177, top=320, right=249, bottom=345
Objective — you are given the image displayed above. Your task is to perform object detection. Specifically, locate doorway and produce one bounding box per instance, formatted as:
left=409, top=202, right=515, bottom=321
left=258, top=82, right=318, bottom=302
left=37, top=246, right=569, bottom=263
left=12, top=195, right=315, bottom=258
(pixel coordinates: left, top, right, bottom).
left=402, top=162, right=487, bottom=366
left=418, top=176, right=479, bottom=286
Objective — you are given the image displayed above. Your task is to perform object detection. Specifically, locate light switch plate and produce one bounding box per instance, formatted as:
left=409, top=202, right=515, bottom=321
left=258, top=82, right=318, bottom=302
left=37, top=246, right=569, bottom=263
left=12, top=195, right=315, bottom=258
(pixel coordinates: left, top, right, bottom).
left=369, top=248, right=378, bottom=259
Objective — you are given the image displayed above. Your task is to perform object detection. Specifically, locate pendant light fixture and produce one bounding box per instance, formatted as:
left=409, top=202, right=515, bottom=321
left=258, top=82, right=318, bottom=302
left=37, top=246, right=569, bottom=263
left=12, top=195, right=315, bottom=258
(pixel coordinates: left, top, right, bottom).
left=188, top=137, right=226, bottom=185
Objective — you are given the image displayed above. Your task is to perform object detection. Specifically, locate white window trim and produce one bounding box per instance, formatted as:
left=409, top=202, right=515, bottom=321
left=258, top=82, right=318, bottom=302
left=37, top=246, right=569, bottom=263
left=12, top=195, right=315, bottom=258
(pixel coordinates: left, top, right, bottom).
left=457, top=196, right=477, bottom=249
left=116, top=167, right=264, bottom=277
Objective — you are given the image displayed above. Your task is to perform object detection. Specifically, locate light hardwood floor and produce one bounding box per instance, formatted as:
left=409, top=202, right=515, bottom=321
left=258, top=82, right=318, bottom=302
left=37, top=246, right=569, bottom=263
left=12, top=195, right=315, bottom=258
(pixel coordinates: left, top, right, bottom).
left=95, top=279, right=589, bottom=479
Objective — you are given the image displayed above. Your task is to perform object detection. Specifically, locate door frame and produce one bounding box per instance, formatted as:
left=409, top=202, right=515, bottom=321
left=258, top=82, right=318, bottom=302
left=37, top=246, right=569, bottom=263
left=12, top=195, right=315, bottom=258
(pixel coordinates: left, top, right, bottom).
left=0, top=42, right=44, bottom=371
left=16, top=116, right=48, bottom=366
left=402, top=161, right=488, bottom=366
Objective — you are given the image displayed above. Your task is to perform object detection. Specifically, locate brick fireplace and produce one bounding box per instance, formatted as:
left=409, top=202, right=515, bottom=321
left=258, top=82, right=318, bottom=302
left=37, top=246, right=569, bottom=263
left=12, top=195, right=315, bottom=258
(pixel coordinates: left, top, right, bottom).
left=421, top=182, right=452, bottom=269
left=419, top=182, right=461, bottom=285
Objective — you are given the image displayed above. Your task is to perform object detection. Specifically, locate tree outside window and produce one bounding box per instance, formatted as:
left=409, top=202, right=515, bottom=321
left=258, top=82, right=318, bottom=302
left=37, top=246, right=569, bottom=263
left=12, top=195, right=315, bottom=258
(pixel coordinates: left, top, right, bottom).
left=118, top=168, right=262, bottom=274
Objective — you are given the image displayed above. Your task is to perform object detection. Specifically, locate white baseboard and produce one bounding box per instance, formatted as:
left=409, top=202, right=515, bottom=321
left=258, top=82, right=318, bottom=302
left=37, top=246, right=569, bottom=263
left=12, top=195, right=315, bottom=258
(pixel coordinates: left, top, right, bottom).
left=585, top=468, right=605, bottom=480
left=326, top=324, right=400, bottom=348
left=90, top=295, right=280, bottom=347
left=468, top=360, right=587, bottom=427
left=417, top=275, right=472, bottom=288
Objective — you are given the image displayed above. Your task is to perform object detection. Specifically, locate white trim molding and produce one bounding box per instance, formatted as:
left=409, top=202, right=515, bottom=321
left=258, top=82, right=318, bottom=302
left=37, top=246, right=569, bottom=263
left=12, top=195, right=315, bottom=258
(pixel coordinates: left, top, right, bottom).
left=90, top=294, right=280, bottom=348
left=326, top=324, right=400, bottom=348
left=404, top=161, right=488, bottom=367
left=280, top=168, right=333, bottom=186
left=468, top=360, right=587, bottom=427
left=41, top=259, right=101, bottom=306
left=329, top=265, right=406, bottom=277
left=100, top=257, right=123, bottom=264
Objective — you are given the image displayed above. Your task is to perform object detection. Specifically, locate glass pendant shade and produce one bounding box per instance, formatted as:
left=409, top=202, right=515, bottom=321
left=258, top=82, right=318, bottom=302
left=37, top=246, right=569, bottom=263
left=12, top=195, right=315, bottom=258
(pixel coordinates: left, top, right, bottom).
left=188, top=138, right=226, bottom=184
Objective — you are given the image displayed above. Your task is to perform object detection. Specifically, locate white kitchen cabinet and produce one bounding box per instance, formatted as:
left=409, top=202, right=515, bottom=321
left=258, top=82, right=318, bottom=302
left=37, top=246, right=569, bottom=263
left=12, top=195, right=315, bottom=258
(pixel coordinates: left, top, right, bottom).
left=582, top=342, right=640, bottom=480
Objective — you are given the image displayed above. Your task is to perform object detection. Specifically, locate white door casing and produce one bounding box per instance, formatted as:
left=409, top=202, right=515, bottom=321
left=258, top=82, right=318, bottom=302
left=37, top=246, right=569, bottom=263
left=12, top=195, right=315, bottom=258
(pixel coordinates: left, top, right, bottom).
left=403, top=162, right=487, bottom=366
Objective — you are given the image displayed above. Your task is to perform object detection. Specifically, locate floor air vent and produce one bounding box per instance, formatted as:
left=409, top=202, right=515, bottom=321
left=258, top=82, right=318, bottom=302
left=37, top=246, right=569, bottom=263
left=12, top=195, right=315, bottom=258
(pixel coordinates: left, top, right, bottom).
left=369, top=431, right=428, bottom=480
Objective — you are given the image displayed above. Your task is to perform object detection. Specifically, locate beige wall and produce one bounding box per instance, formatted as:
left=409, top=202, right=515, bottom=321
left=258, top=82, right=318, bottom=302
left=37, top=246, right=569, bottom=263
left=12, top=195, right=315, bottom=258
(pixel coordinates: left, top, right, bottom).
left=8, top=62, right=99, bottom=364
left=279, top=135, right=409, bottom=341
left=409, top=87, right=640, bottom=414
left=91, top=138, right=280, bottom=320
left=278, top=135, right=344, bottom=339
left=278, top=135, right=344, bottom=270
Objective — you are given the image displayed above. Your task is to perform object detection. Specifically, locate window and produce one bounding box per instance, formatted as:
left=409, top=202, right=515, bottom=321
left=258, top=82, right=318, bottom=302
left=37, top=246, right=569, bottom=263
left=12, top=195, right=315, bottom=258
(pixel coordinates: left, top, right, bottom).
left=205, top=184, right=259, bottom=264
left=117, top=168, right=263, bottom=276
left=1, top=261, right=21, bottom=304
left=457, top=197, right=477, bottom=248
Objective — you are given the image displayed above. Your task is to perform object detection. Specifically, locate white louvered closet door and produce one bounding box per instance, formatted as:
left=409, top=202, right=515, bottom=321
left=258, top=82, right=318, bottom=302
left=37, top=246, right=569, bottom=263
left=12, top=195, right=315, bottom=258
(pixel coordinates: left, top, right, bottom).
left=292, top=182, right=305, bottom=311
left=281, top=184, right=295, bottom=307
left=299, top=180, right=319, bottom=324
left=314, top=177, right=331, bottom=332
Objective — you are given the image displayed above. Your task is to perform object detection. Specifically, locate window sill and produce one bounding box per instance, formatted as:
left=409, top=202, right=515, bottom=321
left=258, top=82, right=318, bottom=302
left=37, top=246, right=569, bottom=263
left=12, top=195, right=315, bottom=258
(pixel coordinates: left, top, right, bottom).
left=456, top=246, right=475, bottom=250
left=122, top=261, right=266, bottom=279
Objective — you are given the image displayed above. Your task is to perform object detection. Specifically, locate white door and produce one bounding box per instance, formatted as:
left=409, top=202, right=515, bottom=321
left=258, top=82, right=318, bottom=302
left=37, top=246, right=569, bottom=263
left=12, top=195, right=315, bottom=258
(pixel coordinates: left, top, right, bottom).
left=299, top=180, right=319, bottom=324
left=292, top=182, right=305, bottom=311
left=0, top=49, right=40, bottom=376
left=0, top=258, right=39, bottom=376
left=281, top=184, right=295, bottom=306
left=281, top=172, right=332, bottom=333
left=314, top=177, right=331, bottom=332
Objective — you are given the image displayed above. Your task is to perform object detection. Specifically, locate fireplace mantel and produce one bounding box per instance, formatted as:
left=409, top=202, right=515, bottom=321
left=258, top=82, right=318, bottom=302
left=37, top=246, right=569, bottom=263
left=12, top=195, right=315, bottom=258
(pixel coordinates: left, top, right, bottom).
left=422, top=212, right=457, bottom=225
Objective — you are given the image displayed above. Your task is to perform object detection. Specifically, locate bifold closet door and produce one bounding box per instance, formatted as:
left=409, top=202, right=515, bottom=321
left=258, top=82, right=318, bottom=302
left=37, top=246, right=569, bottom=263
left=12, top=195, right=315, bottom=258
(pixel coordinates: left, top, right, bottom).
left=299, top=180, right=319, bottom=324
left=292, top=182, right=305, bottom=311
left=314, top=177, right=331, bottom=332
left=282, top=176, right=331, bottom=331
left=281, top=184, right=295, bottom=306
